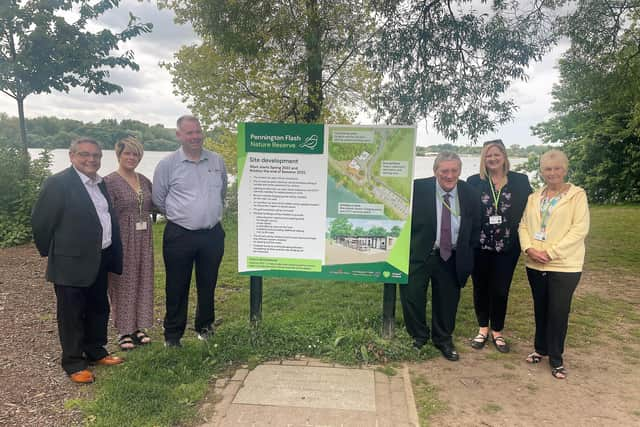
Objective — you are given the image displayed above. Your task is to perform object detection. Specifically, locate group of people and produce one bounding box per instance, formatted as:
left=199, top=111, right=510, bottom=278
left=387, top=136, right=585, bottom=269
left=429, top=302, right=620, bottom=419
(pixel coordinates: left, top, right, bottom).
left=32, top=118, right=588, bottom=384
left=31, top=115, right=227, bottom=383
left=402, top=141, right=589, bottom=381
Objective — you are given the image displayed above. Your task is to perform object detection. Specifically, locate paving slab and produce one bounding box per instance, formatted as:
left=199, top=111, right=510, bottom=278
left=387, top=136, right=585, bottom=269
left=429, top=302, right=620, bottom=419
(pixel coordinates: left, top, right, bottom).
left=199, top=360, right=419, bottom=427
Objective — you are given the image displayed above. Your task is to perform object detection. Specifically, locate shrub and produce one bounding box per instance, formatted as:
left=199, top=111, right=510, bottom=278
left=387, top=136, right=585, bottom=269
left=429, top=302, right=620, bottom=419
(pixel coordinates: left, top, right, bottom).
left=0, top=147, right=51, bottom=247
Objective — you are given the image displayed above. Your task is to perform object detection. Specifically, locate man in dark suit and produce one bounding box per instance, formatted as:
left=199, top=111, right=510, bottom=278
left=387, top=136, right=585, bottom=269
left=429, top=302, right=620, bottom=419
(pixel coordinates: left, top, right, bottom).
left=400, top=151, right=481, bottom=361
left=32, top=138, right=124, bottom=383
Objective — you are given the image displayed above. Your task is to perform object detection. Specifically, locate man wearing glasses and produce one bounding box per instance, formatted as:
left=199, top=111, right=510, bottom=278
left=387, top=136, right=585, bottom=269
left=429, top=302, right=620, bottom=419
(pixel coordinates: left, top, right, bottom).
left=32, top=138, right=124, bottom=383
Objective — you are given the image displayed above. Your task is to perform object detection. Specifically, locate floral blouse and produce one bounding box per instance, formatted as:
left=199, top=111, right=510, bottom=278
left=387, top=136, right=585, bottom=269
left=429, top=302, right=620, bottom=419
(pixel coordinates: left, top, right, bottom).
left=479, top=185, right=514, bottom=253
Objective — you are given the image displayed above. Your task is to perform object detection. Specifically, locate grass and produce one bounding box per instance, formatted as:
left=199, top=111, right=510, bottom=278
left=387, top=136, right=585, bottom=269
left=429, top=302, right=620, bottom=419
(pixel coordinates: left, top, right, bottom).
left=483, top=403, right=502, bottom=414
left=411, top=373, right=447, bottom=426
left=585, top=205, right=640, bottom=273
left=78, top=215, right=429, bottom=426
left=74, top=205, right=640, bottom=426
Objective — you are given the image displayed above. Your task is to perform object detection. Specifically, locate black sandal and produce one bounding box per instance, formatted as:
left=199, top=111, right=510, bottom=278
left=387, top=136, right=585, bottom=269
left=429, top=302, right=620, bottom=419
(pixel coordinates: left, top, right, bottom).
left=551, top=366, right=567, bottom=379
left=133, top=330, right=151, bottom=345
left=526, top=352, right=544, bottom=364
left=470, top=333, right=488, bottom=349
left=118, top=335, right=136, bottom=351
left=492, top=334, right=510, bottom=353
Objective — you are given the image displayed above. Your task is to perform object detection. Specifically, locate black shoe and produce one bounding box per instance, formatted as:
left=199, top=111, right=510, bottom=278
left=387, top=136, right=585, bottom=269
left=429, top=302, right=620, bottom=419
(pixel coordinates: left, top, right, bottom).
left=164, top=339, right=182, bottom=348
left=413, top=339, right=427, bottom=350
left=435, top=343, right=459, bottom=361
left=470, top=333, right=488, bottom=350
left=197, top=328, right=214, bottom=341
left=491, top=334, right=510, bottom=353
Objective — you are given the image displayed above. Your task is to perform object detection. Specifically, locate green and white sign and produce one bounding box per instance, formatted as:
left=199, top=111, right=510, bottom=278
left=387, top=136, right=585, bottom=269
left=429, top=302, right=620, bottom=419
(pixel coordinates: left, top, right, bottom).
left=237, top=123, right=416, bottom=283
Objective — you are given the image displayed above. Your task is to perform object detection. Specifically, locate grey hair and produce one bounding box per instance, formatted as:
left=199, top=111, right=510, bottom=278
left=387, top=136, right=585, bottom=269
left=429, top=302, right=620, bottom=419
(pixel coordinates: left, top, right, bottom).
left=176, top=114, right=200, bottom=129
left=540, top=149, right=569, bottom=171
left=69, top=138, right=101, bottom=153
left=433, top=151, right=462, bottom=173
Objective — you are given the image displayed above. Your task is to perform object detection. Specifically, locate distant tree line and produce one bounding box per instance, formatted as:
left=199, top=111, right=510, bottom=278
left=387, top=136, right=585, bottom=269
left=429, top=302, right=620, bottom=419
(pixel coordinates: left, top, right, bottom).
left=0, top=114, right=179, bottom=151
left=416, top=144, right=549, bottom=158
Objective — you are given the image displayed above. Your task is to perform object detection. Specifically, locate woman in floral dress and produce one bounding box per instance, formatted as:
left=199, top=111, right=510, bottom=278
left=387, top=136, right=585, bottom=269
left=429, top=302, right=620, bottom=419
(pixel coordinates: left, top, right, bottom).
left=104, top=136, right=154, bottom=350
left=466, top=140, right=532, bottom=353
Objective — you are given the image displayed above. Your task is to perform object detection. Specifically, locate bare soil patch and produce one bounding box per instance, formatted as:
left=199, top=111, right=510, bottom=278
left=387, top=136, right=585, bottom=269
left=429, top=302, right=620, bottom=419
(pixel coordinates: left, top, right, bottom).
left=0, top=244, right=86, bottom=427
left=410, top=272, right=640, bottom=426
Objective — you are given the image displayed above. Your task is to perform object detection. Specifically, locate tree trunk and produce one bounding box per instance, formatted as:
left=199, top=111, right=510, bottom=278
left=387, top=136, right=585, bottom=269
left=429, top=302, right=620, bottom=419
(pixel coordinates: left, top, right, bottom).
left=304, top=0, right=323, bottom=123
left=16, top=96, right=30, bottom=176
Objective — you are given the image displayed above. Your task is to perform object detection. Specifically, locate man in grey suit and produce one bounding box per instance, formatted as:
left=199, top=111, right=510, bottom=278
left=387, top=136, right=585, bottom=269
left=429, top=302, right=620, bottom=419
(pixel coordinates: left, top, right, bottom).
left=32, top=138, right=124, bottom=383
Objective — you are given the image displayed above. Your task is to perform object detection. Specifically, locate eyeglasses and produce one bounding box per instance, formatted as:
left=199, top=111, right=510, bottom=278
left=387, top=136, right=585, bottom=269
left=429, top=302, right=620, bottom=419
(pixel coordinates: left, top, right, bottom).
left=75, top=152, right=102, bottom=159
left=483, top=139, right=505, bottom=147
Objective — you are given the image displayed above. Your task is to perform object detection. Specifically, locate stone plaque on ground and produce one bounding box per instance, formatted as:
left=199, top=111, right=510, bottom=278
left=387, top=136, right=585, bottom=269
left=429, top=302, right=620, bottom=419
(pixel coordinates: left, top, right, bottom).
left=232, top=365, right=376, bottom=411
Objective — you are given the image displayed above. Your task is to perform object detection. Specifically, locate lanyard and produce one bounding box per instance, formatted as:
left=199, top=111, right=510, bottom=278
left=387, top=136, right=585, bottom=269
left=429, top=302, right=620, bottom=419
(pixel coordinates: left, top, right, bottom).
left=439, top=192, right=459, bottom=217
left=540, top=193, right=561, bottom=230
left=135, top=173, right=145, bottom=219
left=488, top=176, right=503, bottom=211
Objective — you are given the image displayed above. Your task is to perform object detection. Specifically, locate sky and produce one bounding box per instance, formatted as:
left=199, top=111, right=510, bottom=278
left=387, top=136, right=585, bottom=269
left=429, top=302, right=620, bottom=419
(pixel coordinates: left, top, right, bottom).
left=0, top=1, right=568, bottom=147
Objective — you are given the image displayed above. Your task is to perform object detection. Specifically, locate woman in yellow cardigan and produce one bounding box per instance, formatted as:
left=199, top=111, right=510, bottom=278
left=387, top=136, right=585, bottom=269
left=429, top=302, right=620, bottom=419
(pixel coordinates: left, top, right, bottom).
left=518, top=149, right=589, bottom=379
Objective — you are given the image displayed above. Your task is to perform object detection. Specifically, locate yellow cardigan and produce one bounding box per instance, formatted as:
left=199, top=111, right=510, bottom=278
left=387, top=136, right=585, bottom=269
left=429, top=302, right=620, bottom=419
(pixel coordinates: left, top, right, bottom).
left=518, top=183, right=590, bottom=272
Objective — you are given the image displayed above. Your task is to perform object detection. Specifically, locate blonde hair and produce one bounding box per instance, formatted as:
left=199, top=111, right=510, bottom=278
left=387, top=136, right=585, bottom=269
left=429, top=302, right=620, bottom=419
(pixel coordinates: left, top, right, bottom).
left=479, top=139, right=510, bottom=179
left=539, top=149, right=568, bottom=171
left=115, top=136, right=144, bottom=159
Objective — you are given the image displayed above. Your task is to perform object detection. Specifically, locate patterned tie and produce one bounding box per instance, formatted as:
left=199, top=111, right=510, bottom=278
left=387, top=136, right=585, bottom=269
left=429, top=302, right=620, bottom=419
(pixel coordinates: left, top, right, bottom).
left=440, top=193, right=452, bottom=261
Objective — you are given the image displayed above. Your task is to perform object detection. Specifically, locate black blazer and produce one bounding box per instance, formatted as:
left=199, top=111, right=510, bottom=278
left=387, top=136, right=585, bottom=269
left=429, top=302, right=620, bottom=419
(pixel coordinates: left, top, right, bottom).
left=32, top=167, right=123, bottom=287
left=467, top=171, right=532, bottom=252
left=410, top=177, right=481, bottom=287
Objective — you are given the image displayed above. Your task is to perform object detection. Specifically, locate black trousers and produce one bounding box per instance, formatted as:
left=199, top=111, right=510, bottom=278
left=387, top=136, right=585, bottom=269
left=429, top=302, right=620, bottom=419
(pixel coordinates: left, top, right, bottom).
left=54, top=247, right=111, bottom=375
left=400, top=252, right=460, bottom=346
left=526, top=268, right=581, bottom=368
left=162, top=221, right=225, bottom=341
left=471, top=248, right=521, bottom=332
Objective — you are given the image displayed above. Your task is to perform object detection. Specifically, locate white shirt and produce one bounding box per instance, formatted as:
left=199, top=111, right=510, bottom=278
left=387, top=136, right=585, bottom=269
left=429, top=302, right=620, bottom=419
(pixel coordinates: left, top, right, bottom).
left=435, top=182, right=460, bottom=250
left=74, top=167, right=112, bottom=249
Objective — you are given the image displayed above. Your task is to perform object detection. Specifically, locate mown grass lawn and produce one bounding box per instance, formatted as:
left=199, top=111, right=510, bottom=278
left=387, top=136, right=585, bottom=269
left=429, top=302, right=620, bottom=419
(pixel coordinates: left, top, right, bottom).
left=75, top=205, right=640, bottom=426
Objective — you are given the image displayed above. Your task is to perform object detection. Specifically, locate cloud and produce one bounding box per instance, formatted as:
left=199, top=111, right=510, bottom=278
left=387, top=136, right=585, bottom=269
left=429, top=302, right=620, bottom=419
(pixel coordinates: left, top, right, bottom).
left=0, top=0, right=195, bottom=128
left=0, top=1, right=570, bottom=145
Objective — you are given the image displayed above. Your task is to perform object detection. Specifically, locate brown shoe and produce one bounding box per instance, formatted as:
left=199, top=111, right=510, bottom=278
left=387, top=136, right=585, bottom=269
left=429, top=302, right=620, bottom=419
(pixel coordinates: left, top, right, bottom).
left=94, top=355, right=124, bottom=366
left=70, top=369, right=94, bottom=384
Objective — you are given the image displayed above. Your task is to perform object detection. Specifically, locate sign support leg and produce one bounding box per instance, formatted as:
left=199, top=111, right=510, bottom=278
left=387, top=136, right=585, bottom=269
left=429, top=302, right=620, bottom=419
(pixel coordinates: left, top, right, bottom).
left=382, top=283, right=397, bottom=338
left=250, top=275, right=263, bottom=325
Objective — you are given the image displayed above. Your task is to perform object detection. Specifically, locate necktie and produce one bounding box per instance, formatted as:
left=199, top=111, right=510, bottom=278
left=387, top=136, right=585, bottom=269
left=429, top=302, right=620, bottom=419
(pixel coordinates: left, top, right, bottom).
left=440, top=193, right=452, bottom=261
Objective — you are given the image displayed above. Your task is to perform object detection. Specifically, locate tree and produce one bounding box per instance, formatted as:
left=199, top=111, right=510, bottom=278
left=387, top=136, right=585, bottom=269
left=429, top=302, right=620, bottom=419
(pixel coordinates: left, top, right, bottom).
left=0, top=0, right=152, bottom=161
left=370, top=0, right=561, bottom=141
left=0, top=114, right=179, bottom=151
left=533, top=0, right=640, bottom=203
left=329, top=217, right=353, bottom=239
left=162, top=0, right=379, bottom=129
left=163, top=1, right=562, bottom=142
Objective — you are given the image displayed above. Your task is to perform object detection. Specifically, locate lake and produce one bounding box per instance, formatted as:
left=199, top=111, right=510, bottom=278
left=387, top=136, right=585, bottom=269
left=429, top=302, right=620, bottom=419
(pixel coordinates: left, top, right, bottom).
left=29, top=149, right=526, bottom=181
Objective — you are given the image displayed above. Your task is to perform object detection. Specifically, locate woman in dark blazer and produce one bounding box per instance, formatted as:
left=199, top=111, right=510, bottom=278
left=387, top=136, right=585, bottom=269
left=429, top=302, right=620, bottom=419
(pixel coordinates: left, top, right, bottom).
left=467, top=140, right=532, bottom=352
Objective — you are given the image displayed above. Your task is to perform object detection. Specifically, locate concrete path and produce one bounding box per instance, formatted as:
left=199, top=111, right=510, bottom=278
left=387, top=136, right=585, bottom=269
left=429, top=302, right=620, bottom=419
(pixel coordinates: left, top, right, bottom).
left=198, top=358, right=419, bottom=427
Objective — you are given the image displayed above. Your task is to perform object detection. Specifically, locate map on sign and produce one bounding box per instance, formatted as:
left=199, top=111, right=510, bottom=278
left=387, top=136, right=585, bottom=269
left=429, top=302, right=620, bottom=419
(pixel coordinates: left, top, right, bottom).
left=324, top=126, right=415, bottom=275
